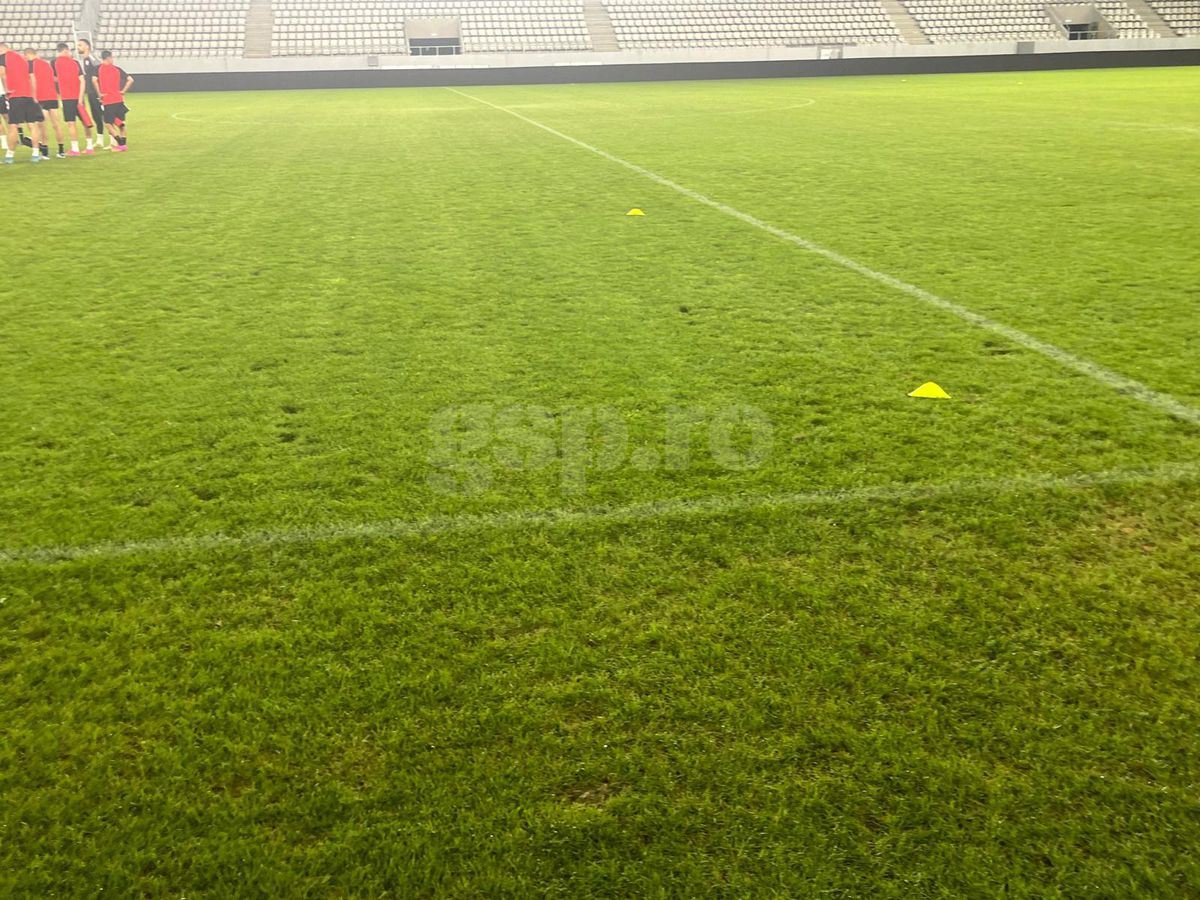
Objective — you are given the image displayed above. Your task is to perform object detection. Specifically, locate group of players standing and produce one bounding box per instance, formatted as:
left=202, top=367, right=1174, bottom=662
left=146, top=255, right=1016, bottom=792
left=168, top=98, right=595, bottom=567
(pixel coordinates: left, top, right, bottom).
left=0, top=38, right=132, bottom=164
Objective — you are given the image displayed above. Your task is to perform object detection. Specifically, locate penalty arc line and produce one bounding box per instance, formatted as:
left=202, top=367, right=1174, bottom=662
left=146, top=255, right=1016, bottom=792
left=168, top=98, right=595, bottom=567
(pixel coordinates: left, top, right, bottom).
left=445, top=87, right=1200, bottom=428
left=2, top=463, right=1200, bottom=566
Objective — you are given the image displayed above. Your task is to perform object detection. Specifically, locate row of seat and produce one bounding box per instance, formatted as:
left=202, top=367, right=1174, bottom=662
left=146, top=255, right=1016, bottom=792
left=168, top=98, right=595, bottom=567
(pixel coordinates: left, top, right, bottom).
left=5, top=0, right=1187, bottom=58
left=1148, top=0, right=1199, bottom=33
left=96, top=0, right=248, bottom=55
left=902, top=0, right=1155, bottom=41
left=608, top=1, right=900, bottom=46
left=272, top=0, right=591, bottom=54
left=0, top=0, right=81, bottom=50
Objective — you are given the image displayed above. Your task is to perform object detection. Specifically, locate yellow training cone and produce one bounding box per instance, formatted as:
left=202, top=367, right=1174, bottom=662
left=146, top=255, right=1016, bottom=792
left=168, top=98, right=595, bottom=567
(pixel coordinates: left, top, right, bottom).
left=626, top=208, right=646, bottom=216
left=909, top=382, right=951, bottom=400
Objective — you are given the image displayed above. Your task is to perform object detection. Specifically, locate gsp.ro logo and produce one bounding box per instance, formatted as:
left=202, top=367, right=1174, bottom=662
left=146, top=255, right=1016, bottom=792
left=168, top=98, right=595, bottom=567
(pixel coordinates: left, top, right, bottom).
left=428, top=403, right=774, bottom=495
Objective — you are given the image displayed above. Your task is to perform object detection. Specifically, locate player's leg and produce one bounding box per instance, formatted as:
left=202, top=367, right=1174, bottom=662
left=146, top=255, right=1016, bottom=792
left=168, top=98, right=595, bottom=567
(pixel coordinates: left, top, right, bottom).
left=24, top=101, right=45, bottom=160
left=6, top=100, right=36, bottom=162
left=63, top=101, right=81, bottom=155
left=90, top=96, right=106, bottom=147
left=13, top=100, right=32, bottom=149
left=51, top=108, right=66, bottom=157
left=78, top=101, right=97, bottom=153
left=29, top=105, right=46, bottom=160
left=112, top=105, right=129, bottom=150
left=105, top=106, right=122, bottom=151
left=41, top=105, right=63, bottom=158
left=3, top=119, right=16, bottom=162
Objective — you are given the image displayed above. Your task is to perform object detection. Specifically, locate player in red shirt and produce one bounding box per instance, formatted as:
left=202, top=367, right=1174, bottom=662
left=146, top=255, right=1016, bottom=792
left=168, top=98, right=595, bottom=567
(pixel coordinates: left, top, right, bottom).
left=95, top=50, right=134, bottom=152
left=54, top=43, right=96, bottom=156
left=0, top=40, right=46, bottom=163
left=26, top=48, right=65, bottom=159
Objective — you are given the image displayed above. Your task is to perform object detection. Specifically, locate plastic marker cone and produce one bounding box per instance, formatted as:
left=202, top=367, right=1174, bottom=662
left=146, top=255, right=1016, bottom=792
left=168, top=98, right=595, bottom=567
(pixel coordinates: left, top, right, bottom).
left=626, top=208, right=646, bottom=216
left=909, top=382, right=951, bottom=400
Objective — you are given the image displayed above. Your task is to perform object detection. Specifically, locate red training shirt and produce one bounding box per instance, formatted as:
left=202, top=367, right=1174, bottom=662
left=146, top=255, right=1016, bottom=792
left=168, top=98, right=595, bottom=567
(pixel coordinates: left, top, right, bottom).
left=54, top=56, right=83, bottom=101
left=97, top=63, right=125, bottom=105
left=1, top=50, right=33, bottom=98
left=32, top=58, right=57, bottom=103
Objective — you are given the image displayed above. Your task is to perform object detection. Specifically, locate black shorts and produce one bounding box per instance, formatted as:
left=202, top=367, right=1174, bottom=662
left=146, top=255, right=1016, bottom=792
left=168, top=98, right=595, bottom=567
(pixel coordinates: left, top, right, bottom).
left=62, top=99, right=88, bottom=124
left=40, top=99, right=60, bottom=111
left=7, top=96, right=45, bottom=125
left=103, top=102, right=128, bottom=125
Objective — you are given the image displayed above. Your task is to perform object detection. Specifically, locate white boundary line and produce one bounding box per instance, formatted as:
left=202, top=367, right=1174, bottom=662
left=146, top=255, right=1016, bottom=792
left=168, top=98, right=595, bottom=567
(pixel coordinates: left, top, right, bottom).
left=446, top=87, right=1200, bottom=428
left=1109, top=121, right=1200, bottom=136
left=628, top=99, right=816, bottom=120
left=172, top=105, right=473, bottom=125
left=622, top=98, right=817, bottom=120
left=3, top=463, right=1199, bottom=566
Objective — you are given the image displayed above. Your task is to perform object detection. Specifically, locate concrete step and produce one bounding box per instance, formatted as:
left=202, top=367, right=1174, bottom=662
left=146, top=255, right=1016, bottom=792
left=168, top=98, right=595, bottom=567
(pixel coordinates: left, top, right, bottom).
left=582, top=0, right=620, bottom=51
left=244, top=0, right=274, bottom=57
left=1122, top=0, right=1179, bottom=37
left=882, top=0, right=930, bottom=44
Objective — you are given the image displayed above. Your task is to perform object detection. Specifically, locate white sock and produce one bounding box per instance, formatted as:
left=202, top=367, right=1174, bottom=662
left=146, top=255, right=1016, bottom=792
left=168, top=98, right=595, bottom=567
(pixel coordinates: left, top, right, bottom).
left=4, top=150, right=13, bottom=159
left=86, top=138, right=94, bottom=149
left=71, top=141, right=79, bottom=152
left=0, top=136, right=7, bottom=150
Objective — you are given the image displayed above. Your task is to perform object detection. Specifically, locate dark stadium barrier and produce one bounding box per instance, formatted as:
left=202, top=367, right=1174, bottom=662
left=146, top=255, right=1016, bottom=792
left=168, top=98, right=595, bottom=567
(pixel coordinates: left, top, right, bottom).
left=133, top=48, right=1200, bottom=93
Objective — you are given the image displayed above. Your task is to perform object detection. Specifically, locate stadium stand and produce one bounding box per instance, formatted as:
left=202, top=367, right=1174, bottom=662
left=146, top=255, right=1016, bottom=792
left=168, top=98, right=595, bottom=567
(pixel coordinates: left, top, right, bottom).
left=0, top=0, right=82, bottom=53
left=449, top=0, right=590, bottom=52
left=901, top=0, right=1153, bottom=42
left=98, top=0, right=250, bottom=56
left=273, top=0, right=407, bottom=55
left=6, top=0, right=1195, bottom=60
left=607, top=1, right=901, bottom=48
left=1149, top=0, right=1200, bottom=32
left=903, top=1, right=1061, bottom=42
left=1092, top=0, right=1155, bottom=36
left=272, top=1, right=591, bottom=56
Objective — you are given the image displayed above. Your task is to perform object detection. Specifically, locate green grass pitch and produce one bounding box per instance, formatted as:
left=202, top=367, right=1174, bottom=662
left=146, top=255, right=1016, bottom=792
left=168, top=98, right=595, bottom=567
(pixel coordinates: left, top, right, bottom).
left=3, top=65, right=1200, bottom=895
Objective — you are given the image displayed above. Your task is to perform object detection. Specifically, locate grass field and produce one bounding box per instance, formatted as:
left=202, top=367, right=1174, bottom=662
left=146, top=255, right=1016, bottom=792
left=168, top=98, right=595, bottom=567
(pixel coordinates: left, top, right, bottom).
left=3, top=65, right=1200, bottom=895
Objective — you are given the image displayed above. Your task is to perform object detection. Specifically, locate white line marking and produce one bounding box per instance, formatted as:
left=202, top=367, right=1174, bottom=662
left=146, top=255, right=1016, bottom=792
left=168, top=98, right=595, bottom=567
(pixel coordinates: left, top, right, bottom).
left=171, top=111, right=274, bottom=126
left=172, top=105, right=474, bottom=125
left=2, top=463, right=1198, bottom=566
left=446, top=87, right=1200, bottom=427
left=1109, top=121, right=1200, bottom=136
left=650, top=98, right=817, bottom=119
left=506, top=98, right=815, bottom=118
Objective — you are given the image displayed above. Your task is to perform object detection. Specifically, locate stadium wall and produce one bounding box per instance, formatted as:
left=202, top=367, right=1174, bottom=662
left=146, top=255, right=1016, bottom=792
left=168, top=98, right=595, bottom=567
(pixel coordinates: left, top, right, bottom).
left=125, top=37, right=1200, bottom=92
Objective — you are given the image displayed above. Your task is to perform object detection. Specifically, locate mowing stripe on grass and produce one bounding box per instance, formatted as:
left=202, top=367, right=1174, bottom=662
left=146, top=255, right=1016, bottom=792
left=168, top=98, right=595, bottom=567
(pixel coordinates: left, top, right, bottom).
left=3, top=463, right=1198, bottom=566
left=447, top=88, right=1200, bottom=428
